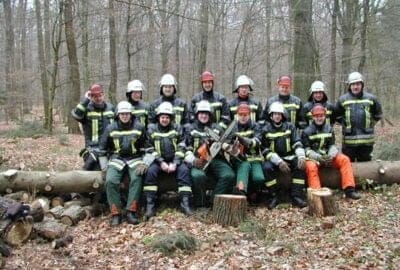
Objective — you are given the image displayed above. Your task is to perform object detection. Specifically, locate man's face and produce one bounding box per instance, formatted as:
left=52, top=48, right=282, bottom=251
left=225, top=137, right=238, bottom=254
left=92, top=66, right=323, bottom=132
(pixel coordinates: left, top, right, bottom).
left=162, top=85, right=174, bottom=97
left=350, top=82, right=363, bottom=95
left=91, top=92, right=105, bottom=105
left=237, top=85, right=250, bottom=98
left=278, top=85, right=291, bottom=96
left=130, top=91, right=142, bottom=102
left=237, top=112, right=250, bottom=124
left=312, top=91, right=324, bottom=102
left=312, top=113, right=326, bottom=126
left=202, top=80, right=213, bottom=92
left=270, top=112, right=283, bottom=123
left=159, top=114, right=171, bottom=127
left=197, top=112, right=210, bottom=124
left=118, top=112, right=131, bottom=124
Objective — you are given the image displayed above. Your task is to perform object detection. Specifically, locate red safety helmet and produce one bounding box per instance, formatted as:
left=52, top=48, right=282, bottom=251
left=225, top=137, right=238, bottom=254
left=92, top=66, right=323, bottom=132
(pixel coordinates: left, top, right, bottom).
left=311, top=104, right=326, bottom=117
left=89, top=84, right=104, bottom=97
left=200, top=71, right=214, bottom=82
left=237, top=103, right=251, bottom=115
left=277, top=75, right=292, bottom=87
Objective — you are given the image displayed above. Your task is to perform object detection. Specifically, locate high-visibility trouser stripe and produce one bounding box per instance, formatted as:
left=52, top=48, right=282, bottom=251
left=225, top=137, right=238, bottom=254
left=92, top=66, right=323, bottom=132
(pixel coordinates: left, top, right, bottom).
left=109, top=160, right=125, bottom=171
left=92, top=119, right=99, bottom=143
left=343, top=138, right=375, bottom=145
left=178, top=186, right=192, bottom=193
left=292, top=178, right=305, bottom=185
left=265, top=179, right=277, bottom=187
left=77, top=104, right=86, bottom=112
left=113, top=139, right=120, bottom=152
left=127, top=159, right=144, bottom=169
left=143, top=186, right=158, bottom=192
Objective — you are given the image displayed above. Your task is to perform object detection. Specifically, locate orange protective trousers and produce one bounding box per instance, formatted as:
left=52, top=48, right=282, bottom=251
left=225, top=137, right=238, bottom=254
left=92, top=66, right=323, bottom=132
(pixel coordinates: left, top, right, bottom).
left=305, top=153, right=355, bottom=189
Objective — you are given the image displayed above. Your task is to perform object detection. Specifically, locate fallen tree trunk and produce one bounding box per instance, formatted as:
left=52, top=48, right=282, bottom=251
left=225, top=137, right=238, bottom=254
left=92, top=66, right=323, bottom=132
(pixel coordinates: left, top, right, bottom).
left=0, top=160, right=399, bottom=194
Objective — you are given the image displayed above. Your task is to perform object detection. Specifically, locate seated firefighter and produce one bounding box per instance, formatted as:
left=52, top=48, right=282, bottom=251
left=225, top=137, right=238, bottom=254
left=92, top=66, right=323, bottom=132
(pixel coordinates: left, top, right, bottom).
left=98, top=101, right=146, bottom=226
left=184, top=100, right=235, bottom=207
left=71, top=84, right=114, bottom=170
left=143, top=102, right=193, bottom=219
left=301, top=104, right=361, bottom=200
left=257, top=101, right=307, bottom=209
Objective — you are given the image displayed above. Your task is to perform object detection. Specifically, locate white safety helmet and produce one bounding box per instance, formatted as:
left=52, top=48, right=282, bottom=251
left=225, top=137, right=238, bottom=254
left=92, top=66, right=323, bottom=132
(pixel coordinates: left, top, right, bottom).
left=127, top=80, right=145, bottom=93
left=347, top=72, right=364, bottom=85
left=159, top=74, right=177, bottom=95
left=195, top=100, right=212, bottom=114
left=268, top=101, right=285, bottom=115
left=116, top=101, right=133, bottom=114
left=309, top=81, right=325, bottom=94
left=234, top=75, right=254, bottom=92
left=156, top=101, right=174, bottom=116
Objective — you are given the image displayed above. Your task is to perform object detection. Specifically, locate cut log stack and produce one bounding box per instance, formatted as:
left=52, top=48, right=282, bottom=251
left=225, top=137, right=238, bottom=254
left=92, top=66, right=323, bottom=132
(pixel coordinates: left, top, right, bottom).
left=212, top=194, right=247, bottom=227
left=307, top=188, right=338, bottom=217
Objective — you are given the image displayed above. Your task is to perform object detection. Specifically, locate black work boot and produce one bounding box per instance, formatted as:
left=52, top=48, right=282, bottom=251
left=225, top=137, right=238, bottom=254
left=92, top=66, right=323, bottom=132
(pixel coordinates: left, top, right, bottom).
left=110, top=215, right=121, bottom=227
left=144, top=193, right=156, bottom=220
left=292, top=196, right=307, bottom=208
left=345, top=187, right=361, bottom=200
left=266, top=196, right=278, bottom=210
left=180, top=195, right=193, bottom=216
left=126, top=211, right=139, bottom=225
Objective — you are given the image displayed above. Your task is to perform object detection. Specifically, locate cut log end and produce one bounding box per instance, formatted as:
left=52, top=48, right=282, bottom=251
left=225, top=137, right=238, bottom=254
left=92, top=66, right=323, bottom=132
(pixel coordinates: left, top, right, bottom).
left=212, top=194, right=247, bottom=227
left=44, top=184, right=53, bottom=192
left=4, top=219, right=33, bottom=246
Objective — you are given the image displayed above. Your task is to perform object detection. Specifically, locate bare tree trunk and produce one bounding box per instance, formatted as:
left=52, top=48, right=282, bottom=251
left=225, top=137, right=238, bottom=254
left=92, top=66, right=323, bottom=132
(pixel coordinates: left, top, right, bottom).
left=146, top=7, right=156, bottom=101
left=198, top=0, right=209, bottom=76
left=265, top=1, right=272, bottom=97
left=79, top=1, right=90, bottom=88
left=125, top=0, right=133, bottom=80
left=108, top=0, right=117, bottom=105
left=174, top=0, right=182, bottom=83
left=64, top=0, right=81, bottom=133
left=329, top=0, right=338, bottom=101
left=3, top=0, right=18, bottom=120
left=358, top=0, right=369, bottom=73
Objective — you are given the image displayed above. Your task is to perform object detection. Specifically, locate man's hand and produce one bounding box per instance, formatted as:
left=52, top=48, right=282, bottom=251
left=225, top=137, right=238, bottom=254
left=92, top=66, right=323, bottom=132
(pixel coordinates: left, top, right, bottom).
left=135, top=164, right=148, bottom=175
left=278, top=161, right=291, bottom=173
left=297, top=158, right=306, bottom=170
left=84, top=90, right=91, bottom=99
left=193, top=158, right=206, bottom=169
left=160, top=161, right=169, bottom=172
left=168, top=163, right=177, bottom=173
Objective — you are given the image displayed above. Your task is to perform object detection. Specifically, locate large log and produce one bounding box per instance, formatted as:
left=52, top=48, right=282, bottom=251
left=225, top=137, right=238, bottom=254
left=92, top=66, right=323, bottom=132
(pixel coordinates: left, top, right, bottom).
left=34, top=218, right=68, bottom=240
left=0, top=160, right=399, bottom=194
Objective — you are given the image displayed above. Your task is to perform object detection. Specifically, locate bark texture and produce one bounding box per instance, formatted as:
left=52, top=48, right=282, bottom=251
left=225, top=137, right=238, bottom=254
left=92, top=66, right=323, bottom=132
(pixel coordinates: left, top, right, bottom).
left=212, top=194, right=247, bottom=227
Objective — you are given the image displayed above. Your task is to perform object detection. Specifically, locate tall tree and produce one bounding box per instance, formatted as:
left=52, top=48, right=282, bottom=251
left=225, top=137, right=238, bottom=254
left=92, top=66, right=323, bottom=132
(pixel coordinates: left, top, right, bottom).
left=79, top=0, right=90, bottom=87
left=108, top=0, right=117, bottom=104
left=64, top=0, right=81, bottom=133
left=197, top=0, right=209, bottom=76
left=290, top=0, right=317, bottom=101
left=329, top=0, right=339, bottom=101
left=3, top=0, right=18, bottom=120
left=358, top=0, right=369, bottom=73
left=265, top=1, right=272, bottom=96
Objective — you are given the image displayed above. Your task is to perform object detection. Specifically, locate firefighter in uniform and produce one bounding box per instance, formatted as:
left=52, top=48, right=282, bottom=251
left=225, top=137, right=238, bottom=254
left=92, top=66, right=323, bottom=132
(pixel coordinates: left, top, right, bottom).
left=302, top=104, right=361, bottom=199
left=301, top=81, right=336, bottom=127
left=257, top=101, right=307, bottom=209
left=190, top=71, right=230, bottom=129
left=336, top=72, right=383, bottom=161
left=71, top=84, right=114, bottom=170
left=229, top=103, right=265, bottom=195
left=228, top=75, right=263, bottom=123
left=98, top=101, right=146, bottom=226
left=148, top=74, right=189, bottom=125
left=184, top=100, right=236, bottom=207
left=126, top=80, right=150, bottom=127
left=143, top=102, right=193, bottom=219
left=261, top=75, right=303, bottom=128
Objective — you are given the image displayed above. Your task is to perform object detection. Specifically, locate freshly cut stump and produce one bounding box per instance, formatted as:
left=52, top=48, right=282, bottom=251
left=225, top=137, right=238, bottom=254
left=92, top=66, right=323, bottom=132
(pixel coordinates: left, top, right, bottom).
left=212, top=194, right=247, bottom=227
left=307, top=187, right=338, bottom=217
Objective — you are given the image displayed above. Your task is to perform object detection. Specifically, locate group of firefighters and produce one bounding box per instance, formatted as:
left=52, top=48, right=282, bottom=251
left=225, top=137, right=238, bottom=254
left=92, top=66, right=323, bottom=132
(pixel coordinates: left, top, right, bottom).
left=71, top=70, right=382, bottom=226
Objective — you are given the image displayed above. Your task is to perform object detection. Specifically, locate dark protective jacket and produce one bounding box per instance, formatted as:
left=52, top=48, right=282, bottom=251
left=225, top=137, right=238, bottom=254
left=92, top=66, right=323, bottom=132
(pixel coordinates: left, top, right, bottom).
left=190, top=90, right=230, bottom=128
left=148, top=96, right=189, bottom=125
left=129, top=99, right=150, bottom=128
left=256, top=121, right=303, bottom=163
left=184, top=120, right=221, bottom=154
left=335, top=90, right=382, bottom=146
left=261, top=94, right=303, bottom=127
left=145, top=123, right=185, bottom=165
left=228, top=96, right=263, bottom=123
left=301, top=121, right=337, bottom=157
left=231, top=120, right=263, bottom=162
left=71, top=98, right=115, bottom=148
left=301, top=100, right=336, bottom=127
left=98, top=119, right=146, bottom=170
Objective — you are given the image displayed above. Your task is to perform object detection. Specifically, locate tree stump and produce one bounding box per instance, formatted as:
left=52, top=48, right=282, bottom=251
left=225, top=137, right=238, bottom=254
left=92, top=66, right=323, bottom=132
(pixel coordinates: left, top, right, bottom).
left=307, top=188, right=338, bottom=217
left=60, top=205, right=86, bottom=226
left=212, top=194, right=247, bottom=227
left=45, top=206, right=65, bottom=219
left=34, top=218, right=68, bottom=240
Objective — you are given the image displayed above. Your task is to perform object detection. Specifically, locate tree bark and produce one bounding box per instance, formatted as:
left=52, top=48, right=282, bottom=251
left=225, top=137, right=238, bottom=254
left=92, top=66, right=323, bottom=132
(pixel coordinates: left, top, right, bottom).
left=1, top=160, right=400, bottom=194
left=60, top=205, right=86, bottom=226
left=329, top=0, right=339, bottom=101
left=212, top=195, right=247, bottom=227
left=34, top=217, right=67, bottom=240
left=108, top=0, right=117, bottom=105
left=197, top=0, right=209, bottom=76
left=307, top=188, right=338, bottom=217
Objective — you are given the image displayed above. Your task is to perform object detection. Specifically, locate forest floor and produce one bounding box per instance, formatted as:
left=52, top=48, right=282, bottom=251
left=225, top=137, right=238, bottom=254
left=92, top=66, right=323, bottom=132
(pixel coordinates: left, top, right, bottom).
left=0, top=120, right=400, bottom=269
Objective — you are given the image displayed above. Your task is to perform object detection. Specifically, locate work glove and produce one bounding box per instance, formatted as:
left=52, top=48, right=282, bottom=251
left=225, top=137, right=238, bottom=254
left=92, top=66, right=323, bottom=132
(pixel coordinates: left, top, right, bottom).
left=236, top=135, right=253, bottom=148
left=193, top=158, right=206, bottom=169
left=320, top=155, right=333, bottom=167
left=297, top=158, right=306, bottom=170
left=143, top=153, right=155, bottom=167
left=278, top=161, right=291, bottom=173
left=222, top=140, right=241, bottom=157
left=168, top=163, right=177, bottom=173
left=135, top=163, right=148, bottom=176
left=160, top=161, right=169, bottom=172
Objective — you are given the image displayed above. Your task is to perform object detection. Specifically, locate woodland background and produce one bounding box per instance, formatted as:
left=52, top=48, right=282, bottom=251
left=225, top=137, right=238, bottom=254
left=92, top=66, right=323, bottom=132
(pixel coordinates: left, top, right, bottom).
left=1, top=0, right=400, bottom=133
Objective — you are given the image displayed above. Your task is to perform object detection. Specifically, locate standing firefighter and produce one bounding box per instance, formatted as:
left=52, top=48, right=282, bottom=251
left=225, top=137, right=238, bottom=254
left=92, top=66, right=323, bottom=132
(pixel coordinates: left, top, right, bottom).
left=190, top=71, right=231, bottom=129
left=184, top=100, right=236, bottom=207
left=302, top=104, right=361, bottom=200
left=98, top=101, right=146, bottom=226
left=301, top=80, right=336, bottom=127
left=257, top=101, right=307, bottom=209
left=336, top=72, right=383, bottom=161
left=228, top=75, right=263, bottom=123
left=262, top=75, right=303, bottom=128
left=71, top=84, right=114, bottom=170
left=148, top=74, right=189, bottom=125
left=126, top=80, right=150, bottom=127
left=143, top=102, right=193, bottom=219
